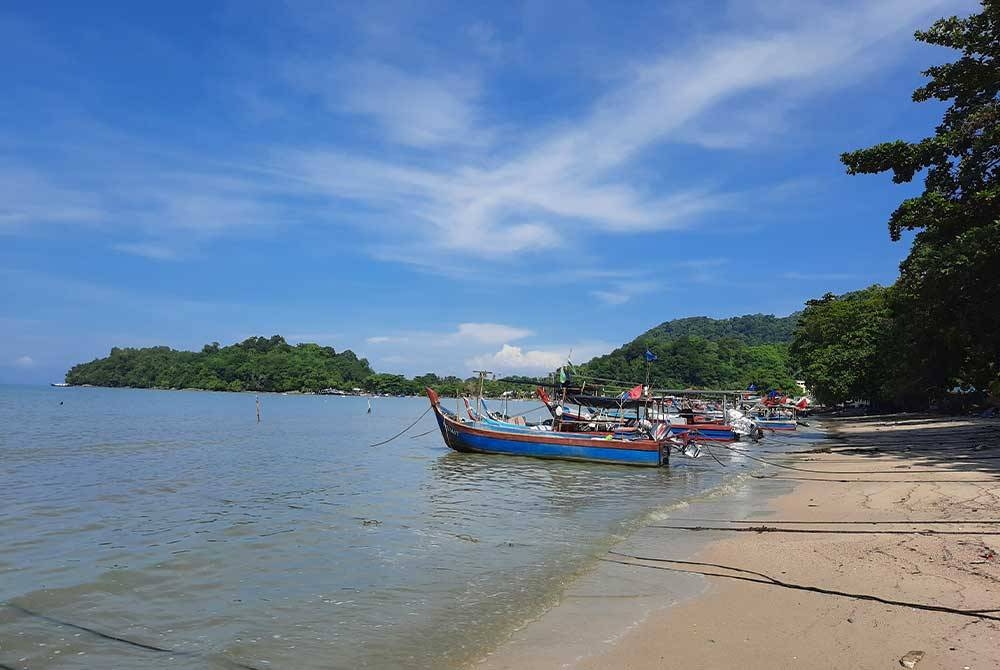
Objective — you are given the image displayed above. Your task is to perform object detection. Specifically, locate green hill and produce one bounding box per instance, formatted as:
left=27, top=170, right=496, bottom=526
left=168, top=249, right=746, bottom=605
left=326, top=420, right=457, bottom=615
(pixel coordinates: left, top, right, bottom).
left=577, top=313, right=800, bottom=392
left=644, top=313, right=799, bottom=345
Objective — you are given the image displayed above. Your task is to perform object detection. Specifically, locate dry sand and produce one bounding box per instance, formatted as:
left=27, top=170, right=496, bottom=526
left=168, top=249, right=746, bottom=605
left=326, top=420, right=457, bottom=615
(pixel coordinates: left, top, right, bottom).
left=479, top=416, right=1000, bottom=670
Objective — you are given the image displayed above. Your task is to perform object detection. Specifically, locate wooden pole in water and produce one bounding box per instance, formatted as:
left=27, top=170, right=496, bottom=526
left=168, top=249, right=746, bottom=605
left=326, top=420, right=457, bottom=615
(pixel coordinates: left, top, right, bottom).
left=256, top=394, right=261, bottom=423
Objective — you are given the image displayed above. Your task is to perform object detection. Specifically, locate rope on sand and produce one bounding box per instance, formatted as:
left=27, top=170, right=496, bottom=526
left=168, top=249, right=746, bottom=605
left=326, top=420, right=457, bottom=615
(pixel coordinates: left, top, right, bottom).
left=647, top=524, right=1000, bottom=535
left=601, top=552, right=1000, bottom=621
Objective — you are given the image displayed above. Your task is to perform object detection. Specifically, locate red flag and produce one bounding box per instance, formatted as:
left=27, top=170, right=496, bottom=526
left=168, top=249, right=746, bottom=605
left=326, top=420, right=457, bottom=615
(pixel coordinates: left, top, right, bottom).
left=626, top=384, right=643, bottom=400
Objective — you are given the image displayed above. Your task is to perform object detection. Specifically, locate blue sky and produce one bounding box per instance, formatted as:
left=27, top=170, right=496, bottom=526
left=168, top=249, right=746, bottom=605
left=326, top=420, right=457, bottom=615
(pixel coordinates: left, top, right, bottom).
left=0, top=0, right=979, bottom=384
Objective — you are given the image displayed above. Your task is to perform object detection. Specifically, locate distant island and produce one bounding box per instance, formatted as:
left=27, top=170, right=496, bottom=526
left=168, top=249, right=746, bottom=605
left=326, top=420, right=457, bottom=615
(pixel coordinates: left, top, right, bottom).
left=63, top=314, right=801, bottom=396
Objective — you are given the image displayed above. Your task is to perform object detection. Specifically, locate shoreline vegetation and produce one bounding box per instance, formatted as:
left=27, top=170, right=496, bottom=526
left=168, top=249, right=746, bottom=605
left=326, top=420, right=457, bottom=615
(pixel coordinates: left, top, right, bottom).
left=62, top=314, right=802, bottom=399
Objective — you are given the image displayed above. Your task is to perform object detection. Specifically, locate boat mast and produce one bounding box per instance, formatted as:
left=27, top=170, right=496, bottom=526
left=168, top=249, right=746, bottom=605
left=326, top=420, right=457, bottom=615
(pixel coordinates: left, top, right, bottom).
left=473, top=370, right=493, bottom=422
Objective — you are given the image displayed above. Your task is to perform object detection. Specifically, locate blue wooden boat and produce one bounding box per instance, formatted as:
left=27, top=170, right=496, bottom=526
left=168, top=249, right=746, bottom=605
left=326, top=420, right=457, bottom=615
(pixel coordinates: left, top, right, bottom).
left=427, top=388, right=669, bottom=467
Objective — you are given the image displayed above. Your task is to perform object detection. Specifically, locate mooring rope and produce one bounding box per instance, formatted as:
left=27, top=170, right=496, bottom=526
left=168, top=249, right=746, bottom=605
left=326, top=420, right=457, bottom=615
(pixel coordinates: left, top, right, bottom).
left=368, top=405, right=433, bottom=447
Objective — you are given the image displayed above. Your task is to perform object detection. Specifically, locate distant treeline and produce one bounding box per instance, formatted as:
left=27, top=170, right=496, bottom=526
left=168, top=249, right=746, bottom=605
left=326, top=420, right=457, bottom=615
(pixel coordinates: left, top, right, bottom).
left=64, top=336, right=544, bottom=396
left=64, top=315, right=803, bottom=398
left=790, top=5, right=1000, bottom=409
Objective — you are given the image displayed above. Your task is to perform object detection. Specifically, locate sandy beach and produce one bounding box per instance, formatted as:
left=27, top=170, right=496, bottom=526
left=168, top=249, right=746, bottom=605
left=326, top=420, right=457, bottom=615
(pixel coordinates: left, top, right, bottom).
left=479, top=416, right=1000, bottom=670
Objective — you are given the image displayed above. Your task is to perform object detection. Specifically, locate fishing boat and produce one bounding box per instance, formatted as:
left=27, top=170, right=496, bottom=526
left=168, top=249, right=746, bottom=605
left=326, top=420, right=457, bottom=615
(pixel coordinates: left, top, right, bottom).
left=753, top=411, right=797, bottom=431
left=535, top=387, right=745, bottom=441
left=426, top=388, right=673, bottom=467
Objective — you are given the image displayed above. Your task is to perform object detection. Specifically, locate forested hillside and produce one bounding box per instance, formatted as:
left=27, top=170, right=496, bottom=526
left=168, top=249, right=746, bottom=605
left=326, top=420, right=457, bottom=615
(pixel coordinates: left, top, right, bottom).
left=643, top=314, right=799, bottom=345
left=577, top=313, right=800, bottom=392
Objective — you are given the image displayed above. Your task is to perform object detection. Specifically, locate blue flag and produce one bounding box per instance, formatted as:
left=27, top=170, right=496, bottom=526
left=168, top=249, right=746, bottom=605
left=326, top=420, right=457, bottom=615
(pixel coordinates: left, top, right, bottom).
left=644, top=349, right=657, bottom=363
left=748, top=383, right=758, bottom=391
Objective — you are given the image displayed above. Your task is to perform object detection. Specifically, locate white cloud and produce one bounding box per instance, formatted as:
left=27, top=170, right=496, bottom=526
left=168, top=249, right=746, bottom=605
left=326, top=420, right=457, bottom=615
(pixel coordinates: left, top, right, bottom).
left=591, top=290, right=632, bottom=306
left=467, top=344, right=566, bottom=373
left=359, top=322, right=607, bottom=376
left=12, top=355, right=34, bottom=368
left=365, top=323, right=531, bottom=348
left=455, top=322, right=532, bottom=343
left=287, top=60, right=486, bottom=149
left=465, top=341, right=614, bottom=376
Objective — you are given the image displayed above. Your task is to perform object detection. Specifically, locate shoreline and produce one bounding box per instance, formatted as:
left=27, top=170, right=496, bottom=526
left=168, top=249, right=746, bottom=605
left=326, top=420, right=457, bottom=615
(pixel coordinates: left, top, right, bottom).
left=475, top=430, right=810, bottom=669
left=477, top=415, right=1000, bottom=669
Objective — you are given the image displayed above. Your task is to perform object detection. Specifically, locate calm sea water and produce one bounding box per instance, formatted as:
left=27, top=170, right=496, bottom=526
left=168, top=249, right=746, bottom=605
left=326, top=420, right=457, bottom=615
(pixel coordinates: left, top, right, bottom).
left=1, top=386, right=820, bottom=669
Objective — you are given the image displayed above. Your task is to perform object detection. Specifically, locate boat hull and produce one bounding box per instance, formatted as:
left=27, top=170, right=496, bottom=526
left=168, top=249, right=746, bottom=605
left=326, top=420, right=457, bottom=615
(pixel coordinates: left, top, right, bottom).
left=757, top=420, right=796, bottom=431
left=429, top=390, right=666, bottom=467
left=667, top=423, right=737, bottom=441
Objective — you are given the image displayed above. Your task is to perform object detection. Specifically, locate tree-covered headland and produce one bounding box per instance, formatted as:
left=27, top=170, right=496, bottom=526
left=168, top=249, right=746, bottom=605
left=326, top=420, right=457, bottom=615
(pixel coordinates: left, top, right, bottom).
left=66, top=336, right=375, bottom=393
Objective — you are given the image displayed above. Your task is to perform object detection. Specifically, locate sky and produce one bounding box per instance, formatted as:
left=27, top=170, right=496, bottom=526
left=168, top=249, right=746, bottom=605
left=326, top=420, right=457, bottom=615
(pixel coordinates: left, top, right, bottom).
left=0, top=0, right=981, bottom=384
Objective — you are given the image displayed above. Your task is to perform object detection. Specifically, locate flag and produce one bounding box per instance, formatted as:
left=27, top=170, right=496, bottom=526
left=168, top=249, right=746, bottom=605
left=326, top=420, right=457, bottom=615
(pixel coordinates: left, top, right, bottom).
left=644, top=349, right=658, bottom=363
left=558, top=367, right=567, bottom=384
left=747, top=383, right=758, bottom=391
left=625, top=384, right=643, bottom=400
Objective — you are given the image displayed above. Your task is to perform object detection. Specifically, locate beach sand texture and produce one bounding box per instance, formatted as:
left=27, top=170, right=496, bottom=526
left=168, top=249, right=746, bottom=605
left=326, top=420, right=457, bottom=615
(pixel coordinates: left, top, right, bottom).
left=480, top=416, right=1000, bottom=670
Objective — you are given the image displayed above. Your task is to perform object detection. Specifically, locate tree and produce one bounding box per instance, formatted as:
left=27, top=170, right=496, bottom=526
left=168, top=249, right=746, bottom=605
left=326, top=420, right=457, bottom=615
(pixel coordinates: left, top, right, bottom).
left=841, top=2, right=1000, bottom=394
left=789, top=286, right=894, bottom=406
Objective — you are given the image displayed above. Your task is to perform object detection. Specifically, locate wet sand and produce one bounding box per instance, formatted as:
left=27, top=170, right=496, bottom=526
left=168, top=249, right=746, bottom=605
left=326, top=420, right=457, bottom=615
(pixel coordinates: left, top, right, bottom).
left=479, top=416, right=1000, bottom=670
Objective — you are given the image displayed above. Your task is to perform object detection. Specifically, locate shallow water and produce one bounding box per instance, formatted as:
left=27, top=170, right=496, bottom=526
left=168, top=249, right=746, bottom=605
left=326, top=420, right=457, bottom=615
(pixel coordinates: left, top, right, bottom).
left=0, top=386, right=822, bottom=669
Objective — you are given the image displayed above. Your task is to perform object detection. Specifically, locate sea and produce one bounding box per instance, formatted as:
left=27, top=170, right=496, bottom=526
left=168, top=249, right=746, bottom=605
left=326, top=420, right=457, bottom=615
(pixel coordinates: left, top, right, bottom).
left=0, top=385, right=823, bottom=669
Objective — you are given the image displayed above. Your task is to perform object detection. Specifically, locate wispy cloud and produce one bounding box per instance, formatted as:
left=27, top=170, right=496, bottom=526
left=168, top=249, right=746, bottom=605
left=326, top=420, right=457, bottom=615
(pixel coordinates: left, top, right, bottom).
left=590, top=280, right=659, bottom=306
left=466, top=341, right=613, bottom=375
left=455, top=322, right=533, bottom=343
left=1, top=0, right=963, bottom=273
left=12, top=355, right=34, bottom=368
left=316, top=61, right=487, bottom=149
left=0, top=166, right=106, bottom=230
